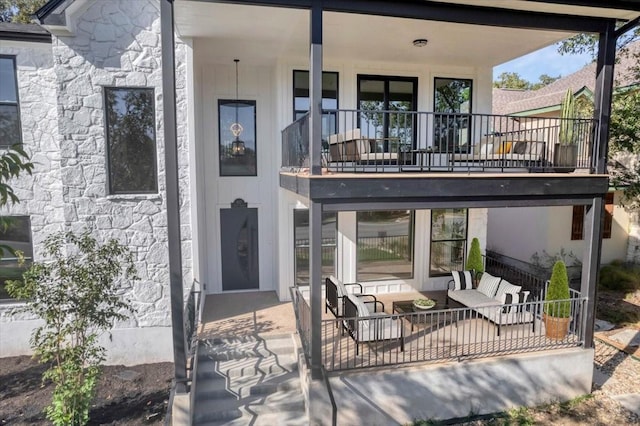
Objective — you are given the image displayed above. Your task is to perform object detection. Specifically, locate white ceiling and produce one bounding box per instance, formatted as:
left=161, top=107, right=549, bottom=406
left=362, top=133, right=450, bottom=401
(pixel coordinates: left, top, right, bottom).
left=174, top=1, right=637, bottom=66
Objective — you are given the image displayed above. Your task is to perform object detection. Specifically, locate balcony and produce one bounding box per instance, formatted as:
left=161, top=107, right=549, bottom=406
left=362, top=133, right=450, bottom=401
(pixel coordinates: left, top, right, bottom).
left=282, top=110, right=597, bottom=174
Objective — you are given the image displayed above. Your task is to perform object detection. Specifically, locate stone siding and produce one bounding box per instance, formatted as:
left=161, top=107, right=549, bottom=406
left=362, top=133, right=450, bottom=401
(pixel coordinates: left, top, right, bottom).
left=1, top=0, right=193, bottom=361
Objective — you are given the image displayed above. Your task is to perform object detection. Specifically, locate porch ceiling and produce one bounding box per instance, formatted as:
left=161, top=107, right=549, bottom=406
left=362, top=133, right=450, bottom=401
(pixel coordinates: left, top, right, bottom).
left=175, top=2, right=579, bottom=67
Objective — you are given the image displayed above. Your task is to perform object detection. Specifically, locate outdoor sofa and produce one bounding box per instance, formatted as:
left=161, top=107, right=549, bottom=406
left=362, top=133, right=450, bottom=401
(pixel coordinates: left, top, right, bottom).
left=447, top=271, right=534, bottom=336
left=327, top=129, right=399, bottom=163
left=450, top=136, right=547, bottom=167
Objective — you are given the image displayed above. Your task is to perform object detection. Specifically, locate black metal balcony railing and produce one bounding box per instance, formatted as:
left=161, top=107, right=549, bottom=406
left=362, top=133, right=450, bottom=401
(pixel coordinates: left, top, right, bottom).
left=281, top=109, right=597, bottom=173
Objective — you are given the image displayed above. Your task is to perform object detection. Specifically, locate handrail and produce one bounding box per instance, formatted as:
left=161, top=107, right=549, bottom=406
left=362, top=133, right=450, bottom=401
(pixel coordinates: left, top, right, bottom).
left=321, top=365, right=337, bottom=426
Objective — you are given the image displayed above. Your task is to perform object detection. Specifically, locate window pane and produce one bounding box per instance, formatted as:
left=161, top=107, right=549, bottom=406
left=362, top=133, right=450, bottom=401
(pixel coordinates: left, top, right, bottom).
left=357, top=210, right=413, bottom=281
left=0, top=104, right=20, bottom=147
left=105, top=88, right=157, bottom=194
left=434, top=78, right=472, bottom=153
left=430, top=209, right=468, bottom=276
left=219, top=99, right=257, bottom=176
left=293, top=70, right=338, bottom=139
left=294, top=210, right=337, bottom=286
left=0, top=216, right=33, bottom=301
left=0, top=57, right=17, bottom=103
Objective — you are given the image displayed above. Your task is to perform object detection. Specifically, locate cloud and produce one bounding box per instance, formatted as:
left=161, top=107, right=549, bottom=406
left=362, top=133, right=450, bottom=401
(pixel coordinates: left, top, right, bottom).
left=494, top=44, right=593, bottom=82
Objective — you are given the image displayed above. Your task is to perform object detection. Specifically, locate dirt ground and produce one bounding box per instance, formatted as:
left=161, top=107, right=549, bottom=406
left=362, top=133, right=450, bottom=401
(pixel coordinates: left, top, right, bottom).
left=0, top=356, right=172, bottom=425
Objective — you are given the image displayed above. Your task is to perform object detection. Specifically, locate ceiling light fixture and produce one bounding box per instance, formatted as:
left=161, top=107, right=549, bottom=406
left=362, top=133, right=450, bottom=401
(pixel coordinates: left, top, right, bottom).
left=412, top=38, right=428, bottom=47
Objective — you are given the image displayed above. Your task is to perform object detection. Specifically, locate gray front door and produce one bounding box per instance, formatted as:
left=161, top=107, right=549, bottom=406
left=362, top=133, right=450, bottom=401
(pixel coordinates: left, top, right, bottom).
left=220, top=202, right=259, bottom=291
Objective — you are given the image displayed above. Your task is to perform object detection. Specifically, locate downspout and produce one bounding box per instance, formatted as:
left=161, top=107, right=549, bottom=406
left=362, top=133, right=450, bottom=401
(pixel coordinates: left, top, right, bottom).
left=160, top=0, right=188, bottom=394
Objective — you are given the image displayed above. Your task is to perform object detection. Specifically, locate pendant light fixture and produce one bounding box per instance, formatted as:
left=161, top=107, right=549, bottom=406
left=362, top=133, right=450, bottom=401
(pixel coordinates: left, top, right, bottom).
left=230, top=59, right=246, bottom=157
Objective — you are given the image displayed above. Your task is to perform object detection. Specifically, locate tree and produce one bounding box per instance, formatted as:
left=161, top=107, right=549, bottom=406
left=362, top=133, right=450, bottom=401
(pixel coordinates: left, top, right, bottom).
left=0, top=144, right=34, bottom=255
left=530, top=74, right=561, bottom=90
left=559, top=28, right=640, bottom=208
left=0, top=0, right=47, bottom=23
left=466, top=237, right=484, bottom=275
left=493, top=72, right=530, bottom=89
left=7, top=231, right=137, bottom=426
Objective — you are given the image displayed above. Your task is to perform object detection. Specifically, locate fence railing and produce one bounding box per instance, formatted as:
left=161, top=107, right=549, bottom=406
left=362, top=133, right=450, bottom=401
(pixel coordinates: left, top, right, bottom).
left=321, top=296, right=586, bottom=372
left=184, top=279, right=202, bottom=359
left=281, top=109, right=597, bottom=174
left=485, top=252, right=548, bottom=302
left=290, top=286, right=311, bottom=365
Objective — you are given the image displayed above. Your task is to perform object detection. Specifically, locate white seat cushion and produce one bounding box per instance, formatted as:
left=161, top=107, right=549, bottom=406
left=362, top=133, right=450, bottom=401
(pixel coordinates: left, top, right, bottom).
left=356, top=312, right=402, bottom=342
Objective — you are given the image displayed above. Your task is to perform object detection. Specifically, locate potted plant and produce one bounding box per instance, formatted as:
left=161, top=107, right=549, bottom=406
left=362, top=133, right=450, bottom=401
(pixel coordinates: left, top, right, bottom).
left=466, top=237, right=484, bottom=285
left=554, top=89, right=578, bottom=172
left=543, top=260, right=572, bottom=339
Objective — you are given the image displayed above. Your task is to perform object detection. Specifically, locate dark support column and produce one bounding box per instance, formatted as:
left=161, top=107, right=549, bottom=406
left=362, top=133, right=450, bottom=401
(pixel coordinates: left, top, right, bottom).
left=593, top=21, right=616, bottom=174
left=309, top=0, right=323, bottom=176
left=160, top=0, right=188, bottom=393
left=309, top=200, right=323, bottom=379
left=581, top=197, right=604, bottom=349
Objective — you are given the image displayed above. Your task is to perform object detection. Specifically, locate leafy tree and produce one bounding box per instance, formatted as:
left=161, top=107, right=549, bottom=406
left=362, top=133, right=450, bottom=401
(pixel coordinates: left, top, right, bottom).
left=493, top=72, right=530, bottom=89
left=7, top=231, right=137, bottom=426
left=0, top=0, right=47, bottom=23
left=530, top=74, right=561, bottom=90
left=559, top=29, right=640, bottom=208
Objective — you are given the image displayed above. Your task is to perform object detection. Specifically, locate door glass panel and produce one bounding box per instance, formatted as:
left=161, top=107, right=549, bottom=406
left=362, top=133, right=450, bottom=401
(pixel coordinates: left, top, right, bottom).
left=430, top=208, right=468, bottom=276
left=434, top=78, right=472, bottom=153
left=220, top=207, right=259, bottom=290
left=294, top=210, right=337, bottom=286
left=358, top=76, right=417, bottom=153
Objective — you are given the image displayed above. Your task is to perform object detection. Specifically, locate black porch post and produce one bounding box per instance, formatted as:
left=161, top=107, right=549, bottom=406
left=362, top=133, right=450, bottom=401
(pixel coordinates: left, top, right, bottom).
left=593, top=21, right=616, bottom=174
left=309, top=0, right=323, bottom=381
left=160, top=0, right=188, bottom=393
left=581, top=197, right=604, bottom=349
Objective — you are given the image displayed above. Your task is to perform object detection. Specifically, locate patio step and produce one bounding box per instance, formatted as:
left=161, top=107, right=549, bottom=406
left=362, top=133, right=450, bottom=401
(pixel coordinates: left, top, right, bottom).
left=192, top=334, right=308, bottom=425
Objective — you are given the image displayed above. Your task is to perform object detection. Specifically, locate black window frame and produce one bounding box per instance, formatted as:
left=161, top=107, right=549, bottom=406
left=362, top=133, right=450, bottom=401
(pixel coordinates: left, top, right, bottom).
left=429, top=208, right=469, bottom=277
left=218, top=98, right=258, bottom=177
left=104, top=86, right=158, bottom=195
left=0, top=215, right=33, bottom=302
left=433, top=77, right=473, bottom=154
left=293, top=70, right=339, bottom=143
left=0, top=55, right=22, bottom=148
left=355, top=210, right=415, bottom=282
left=356, top=74, right=418, bottom=152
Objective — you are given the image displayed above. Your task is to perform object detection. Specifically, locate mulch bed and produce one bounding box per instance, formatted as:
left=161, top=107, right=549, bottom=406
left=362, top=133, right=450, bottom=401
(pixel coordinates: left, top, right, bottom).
left=0, top=356, right=173, bottom=425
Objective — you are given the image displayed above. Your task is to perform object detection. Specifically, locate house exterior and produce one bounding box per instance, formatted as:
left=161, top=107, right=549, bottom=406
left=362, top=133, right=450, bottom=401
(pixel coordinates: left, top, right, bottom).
left=1, top=0, right=639, bottom=423
left=490, top=41, right=640, bottom=267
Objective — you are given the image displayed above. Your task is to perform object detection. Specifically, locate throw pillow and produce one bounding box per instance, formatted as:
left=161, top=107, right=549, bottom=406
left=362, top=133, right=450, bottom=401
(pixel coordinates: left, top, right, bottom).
left=496, top=141, right=513, bottom=154
left=347, top=293, right=370, bottom=318
left=451, top=270, right=474, bottom=290
left=513, top=141, right=527, bottom=154
left=500, top=291, right=530, bottom=314
left=480, top=144, right=494, bottom=156
left=495, top=280, right=522, bottom=299
left=476, top=272, right=502, bottom=298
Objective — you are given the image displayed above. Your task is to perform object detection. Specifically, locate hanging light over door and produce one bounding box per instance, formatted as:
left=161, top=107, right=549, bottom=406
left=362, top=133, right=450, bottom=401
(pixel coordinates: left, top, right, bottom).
left=231, top=59, right=246, bottom=156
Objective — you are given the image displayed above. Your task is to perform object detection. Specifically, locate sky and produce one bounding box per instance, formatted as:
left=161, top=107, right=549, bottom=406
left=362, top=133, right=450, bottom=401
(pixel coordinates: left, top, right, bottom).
left=493, top=44, right=594, bottom=83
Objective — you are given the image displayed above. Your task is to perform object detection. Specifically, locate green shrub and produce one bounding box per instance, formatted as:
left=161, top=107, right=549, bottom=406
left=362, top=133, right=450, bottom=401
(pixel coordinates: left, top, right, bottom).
left=599, top=260, right=640, bottom=291
left=466, top=237, right=484, bottom=274
left=544, top=261, right=571, bottom=318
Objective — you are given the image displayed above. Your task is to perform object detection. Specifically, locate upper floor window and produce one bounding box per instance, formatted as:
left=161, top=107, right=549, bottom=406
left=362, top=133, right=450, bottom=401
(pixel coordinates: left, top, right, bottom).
left=0, top=56, right=21, bottom=148
left=434, top=78, right=472, bottom=153
left=104, top=87, right=157, bottom=194
left=0, top=216, right=33, bottom=301
left=293, top=70, right=338, bottom=141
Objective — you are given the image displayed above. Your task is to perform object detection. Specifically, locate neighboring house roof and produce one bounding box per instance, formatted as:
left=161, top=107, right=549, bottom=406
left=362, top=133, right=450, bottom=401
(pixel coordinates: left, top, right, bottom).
left=494, top=40, right=640, bottom=116
left=0, top=22, right=51, bottom=43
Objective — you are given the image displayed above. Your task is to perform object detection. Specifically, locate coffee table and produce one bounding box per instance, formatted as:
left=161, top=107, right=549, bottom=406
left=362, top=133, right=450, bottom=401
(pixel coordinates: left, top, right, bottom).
left=392, top=299, right=456, bottom=332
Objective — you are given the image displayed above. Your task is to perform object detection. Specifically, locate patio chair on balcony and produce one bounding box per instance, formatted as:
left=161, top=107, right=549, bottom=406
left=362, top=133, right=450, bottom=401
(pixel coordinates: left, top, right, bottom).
left=343, top=293, right=404, bottom=355
left=325, top=275, right=379, bottom=319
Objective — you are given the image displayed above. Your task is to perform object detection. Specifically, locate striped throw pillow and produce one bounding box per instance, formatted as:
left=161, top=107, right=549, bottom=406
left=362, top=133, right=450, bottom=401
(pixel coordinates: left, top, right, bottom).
left=500, top=291, right=530, bottom=314
left=451, top=270, right=474, bottom=290
left=476, top=272, right=502, bottom=298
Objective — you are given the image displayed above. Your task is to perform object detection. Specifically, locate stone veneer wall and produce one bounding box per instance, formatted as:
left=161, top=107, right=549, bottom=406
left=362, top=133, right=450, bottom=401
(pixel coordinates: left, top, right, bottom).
left=1, top=0, right=193, bottom=364
left=0, top=42, right=64, bottom=328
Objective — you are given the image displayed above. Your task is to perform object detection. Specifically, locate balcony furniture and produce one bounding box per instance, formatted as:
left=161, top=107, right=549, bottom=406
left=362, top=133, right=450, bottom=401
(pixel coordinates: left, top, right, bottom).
left=450, top=136, right=547, bottom=167
left=327, top=129, right=400, bottom=164
left=343, top=293, right=404, bottom=355
left=325, top=275, right=378, bottom=319
left=392, top=298, right=456, bottom=332
left=447, top=271, right=534, bottom=336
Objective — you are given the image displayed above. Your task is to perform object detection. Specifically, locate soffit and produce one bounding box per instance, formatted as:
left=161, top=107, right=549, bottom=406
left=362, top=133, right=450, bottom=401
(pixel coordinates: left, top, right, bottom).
left=175, top=2, right=575, bottom=66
